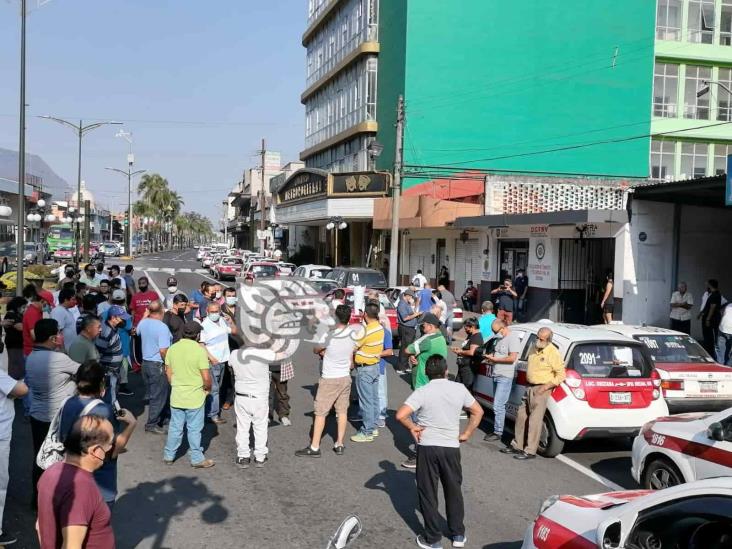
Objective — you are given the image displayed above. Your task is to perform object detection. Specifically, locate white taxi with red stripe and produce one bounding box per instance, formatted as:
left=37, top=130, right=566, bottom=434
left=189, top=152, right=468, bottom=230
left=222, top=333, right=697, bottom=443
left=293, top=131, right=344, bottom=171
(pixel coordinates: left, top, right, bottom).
left=522, top=478, right=732, bottom=548
left=473, top=323, right=669, bottom=456
left=631, top=406, right=732, bottom=489
left=596, top=324, right=732, bottom=412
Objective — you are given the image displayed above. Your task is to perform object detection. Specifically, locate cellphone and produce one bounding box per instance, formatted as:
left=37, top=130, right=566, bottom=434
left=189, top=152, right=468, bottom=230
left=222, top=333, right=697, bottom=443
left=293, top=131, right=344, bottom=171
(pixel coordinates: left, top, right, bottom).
left=113, top=400, right=125, bottom=418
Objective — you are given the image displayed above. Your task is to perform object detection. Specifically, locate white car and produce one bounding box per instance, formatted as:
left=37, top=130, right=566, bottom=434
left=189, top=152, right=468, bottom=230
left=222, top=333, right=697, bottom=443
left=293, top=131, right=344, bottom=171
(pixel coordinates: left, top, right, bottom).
left=522, top=478, right=732, bottom=548
left=196, top=246, right=211, bottom=260
left=292, top=264, right=333, bottom=280
left=631, top=407, right=732, bottom=490
left=596, top=324, right=732, bottom=412
left=473, top=323, right=669, bottom=456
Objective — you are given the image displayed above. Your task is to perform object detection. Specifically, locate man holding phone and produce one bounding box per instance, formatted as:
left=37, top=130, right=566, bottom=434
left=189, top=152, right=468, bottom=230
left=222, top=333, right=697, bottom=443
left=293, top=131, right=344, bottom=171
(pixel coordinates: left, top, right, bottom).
left=491, top=278, right=518, bottom=324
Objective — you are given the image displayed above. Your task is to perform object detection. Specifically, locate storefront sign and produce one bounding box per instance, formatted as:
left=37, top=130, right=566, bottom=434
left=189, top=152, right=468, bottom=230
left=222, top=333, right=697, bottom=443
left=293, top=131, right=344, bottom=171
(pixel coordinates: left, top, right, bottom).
left=277, top=171, right=327, bottom=205
left=528, top=238, right=554, bottom=289
left=529, top=224, right=549, bottom=236
left=330, top=172, right=389, bottom=197
left=277, top=170, right=389, bottom=207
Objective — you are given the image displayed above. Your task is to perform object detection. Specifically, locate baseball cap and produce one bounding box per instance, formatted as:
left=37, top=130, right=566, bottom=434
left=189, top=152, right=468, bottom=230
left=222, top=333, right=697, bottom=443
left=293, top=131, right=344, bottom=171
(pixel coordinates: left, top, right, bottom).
left=111, top=289, right=127, bottom=302
left=403, top=289, right=415, bottom=297
left=108, top=305, right=131, bottom=320
left=166, top=276, right=178, bottom=286
left=421, top=312, right=441, bottom=327
left=183, top=321, right=202, bottom=338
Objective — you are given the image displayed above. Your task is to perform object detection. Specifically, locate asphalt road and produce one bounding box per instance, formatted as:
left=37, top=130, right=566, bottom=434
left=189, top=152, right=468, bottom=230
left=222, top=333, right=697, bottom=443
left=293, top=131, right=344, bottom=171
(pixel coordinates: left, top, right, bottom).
left=6, top=249, right=637, bottom=548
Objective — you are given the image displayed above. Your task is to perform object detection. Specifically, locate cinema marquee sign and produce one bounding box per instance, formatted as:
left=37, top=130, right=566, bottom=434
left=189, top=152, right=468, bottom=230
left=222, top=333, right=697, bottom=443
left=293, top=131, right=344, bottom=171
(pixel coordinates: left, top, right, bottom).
left=277, top=170, right=390, bottom=206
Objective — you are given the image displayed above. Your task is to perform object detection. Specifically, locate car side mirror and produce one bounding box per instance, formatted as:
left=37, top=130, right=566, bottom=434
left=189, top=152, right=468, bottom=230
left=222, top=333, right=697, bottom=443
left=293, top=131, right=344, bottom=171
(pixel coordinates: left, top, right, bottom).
left=707, top=422, right=725, bottom=442
left=598, top=520, right=622, bottom=549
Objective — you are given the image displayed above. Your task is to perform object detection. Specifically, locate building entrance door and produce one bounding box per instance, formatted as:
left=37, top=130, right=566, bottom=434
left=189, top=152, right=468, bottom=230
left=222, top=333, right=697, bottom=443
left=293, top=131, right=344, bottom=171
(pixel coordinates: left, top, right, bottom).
left=499, top=240, right=529, bottom=282
left=558, top=238, right=615, bottom=325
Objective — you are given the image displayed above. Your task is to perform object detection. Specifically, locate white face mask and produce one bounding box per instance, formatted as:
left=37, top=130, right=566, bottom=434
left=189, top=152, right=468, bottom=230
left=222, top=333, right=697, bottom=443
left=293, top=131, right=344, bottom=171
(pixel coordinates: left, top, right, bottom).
left=215, top=291, right=222, bottom=299
left=168, top=286, right=177, bottom=293
left=208, top=312, right=221, bottom=323
left=225, top=297, right=237, bottom=306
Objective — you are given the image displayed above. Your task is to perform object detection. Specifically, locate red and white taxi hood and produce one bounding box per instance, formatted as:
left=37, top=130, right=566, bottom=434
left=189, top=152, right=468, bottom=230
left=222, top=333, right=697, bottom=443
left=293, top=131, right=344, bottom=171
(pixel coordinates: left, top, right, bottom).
left=656, top=362, right=732, bottom=376
left=559, top=490, right=652, bottom=509
left=652, top=411, right=714, bottom=424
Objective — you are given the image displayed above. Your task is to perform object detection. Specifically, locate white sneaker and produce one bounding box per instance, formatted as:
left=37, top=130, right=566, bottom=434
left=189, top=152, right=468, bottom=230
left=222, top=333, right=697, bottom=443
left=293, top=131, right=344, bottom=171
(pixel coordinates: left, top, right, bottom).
left=280, top=417, right=292, bottom=426
left=452, top=535, right=466, bottom=548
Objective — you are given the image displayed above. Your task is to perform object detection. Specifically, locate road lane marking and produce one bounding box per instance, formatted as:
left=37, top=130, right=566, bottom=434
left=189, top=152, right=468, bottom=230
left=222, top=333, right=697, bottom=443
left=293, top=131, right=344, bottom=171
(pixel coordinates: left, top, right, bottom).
left=143, top=270, right=165, bottom=302
left=555, top=455, right=625, bottom=491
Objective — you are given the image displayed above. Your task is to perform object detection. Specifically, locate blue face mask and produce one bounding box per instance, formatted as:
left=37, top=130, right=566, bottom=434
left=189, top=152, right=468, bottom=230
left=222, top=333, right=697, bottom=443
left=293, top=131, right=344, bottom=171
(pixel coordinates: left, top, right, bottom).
left=208, top=313, right=221, bottom=323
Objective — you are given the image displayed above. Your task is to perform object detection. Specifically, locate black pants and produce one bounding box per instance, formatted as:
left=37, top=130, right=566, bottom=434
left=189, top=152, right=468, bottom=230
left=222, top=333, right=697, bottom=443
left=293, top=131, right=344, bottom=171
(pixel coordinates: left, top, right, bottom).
left=397, top=325, right=416, bottom=371
left=269, top=371, right=290, bottom=419
left=416, top=445, right=465, bottom=544
left=701, top=321, right=720, bottom=360
left=461, top=297, right=475, bottom=313
left=220, top=363, right=235, bottom=406
left=455, top=364, right=475, bottom=391
left=30, top=417, right=51, bottom=507
left=670, top=319, right=691, bottom=335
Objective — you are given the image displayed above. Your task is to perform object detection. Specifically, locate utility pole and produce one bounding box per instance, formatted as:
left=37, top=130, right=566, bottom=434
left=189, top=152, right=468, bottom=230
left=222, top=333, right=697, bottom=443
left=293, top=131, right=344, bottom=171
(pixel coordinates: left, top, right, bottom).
left=16, top=0, right=26, bottom=295
left=388, top=95, right=404, bottom=287
left=259, top=138, right=267, bottom=255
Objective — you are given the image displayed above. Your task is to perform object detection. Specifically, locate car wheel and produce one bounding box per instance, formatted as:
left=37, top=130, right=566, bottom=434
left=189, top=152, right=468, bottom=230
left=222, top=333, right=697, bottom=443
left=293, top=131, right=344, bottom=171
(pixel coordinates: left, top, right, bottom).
left=537, top=414, right=565, bottom=458
left=642, top=458, right=684, bottom=490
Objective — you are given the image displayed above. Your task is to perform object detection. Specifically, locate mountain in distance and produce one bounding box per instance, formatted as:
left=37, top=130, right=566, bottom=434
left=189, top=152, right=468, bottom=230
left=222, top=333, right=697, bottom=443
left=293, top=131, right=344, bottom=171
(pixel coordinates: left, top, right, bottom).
left=0, top=148, right=70, bottom=199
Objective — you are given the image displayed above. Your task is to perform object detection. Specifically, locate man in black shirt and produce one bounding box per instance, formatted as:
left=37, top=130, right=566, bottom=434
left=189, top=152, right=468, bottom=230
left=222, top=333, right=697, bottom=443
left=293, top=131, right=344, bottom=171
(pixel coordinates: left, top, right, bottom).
left=451, top=318, right=483, bottom=391
left=491, top=278, right=518, bottom=324
left=513, top=269, right=529, bottom=320
left=163, top=294, right=189, bottom=343
left=700, top=278, right=723, bottom=359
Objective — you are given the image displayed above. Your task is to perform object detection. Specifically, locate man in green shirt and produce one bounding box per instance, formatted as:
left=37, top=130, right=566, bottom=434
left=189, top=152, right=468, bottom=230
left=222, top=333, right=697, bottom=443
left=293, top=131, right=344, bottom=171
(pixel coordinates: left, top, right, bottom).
left=404, top=313, right=448, bottom=390
left=69, top=316, right=101, bottom=364
left=163, top=321, right=214, bottom=468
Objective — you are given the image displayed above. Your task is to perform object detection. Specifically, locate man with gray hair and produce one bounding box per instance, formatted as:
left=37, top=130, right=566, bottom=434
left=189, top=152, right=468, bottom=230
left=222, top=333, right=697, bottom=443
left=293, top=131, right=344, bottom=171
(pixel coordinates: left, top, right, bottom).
left=502, top=327, right=565, bottom=460
left=482, top=319, right=521, bottom=443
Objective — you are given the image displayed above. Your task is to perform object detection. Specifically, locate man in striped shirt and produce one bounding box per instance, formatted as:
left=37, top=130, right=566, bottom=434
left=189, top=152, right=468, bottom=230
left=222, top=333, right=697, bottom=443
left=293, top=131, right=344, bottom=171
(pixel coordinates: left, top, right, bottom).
left=95, top=305, right=129, bottom=404
left=350, top=302, right=385, bottom=443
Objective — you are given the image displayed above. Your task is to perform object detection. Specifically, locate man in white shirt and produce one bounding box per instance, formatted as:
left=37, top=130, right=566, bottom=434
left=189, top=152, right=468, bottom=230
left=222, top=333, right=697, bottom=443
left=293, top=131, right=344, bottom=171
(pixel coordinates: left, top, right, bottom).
left=669, top=281, right=694, bottom=335
left=296, top=305, right=357, bottom=458
left=412, top=269, right=427, bottom=289
left=108, top=265, right=126, bottom=290
left=719, top=303, right=732, bottom=366
left=0, top=371, right=28, bottom=547
left=199, top=302, right=237, bottom=425
left=50, top=288, right=79, bottom=351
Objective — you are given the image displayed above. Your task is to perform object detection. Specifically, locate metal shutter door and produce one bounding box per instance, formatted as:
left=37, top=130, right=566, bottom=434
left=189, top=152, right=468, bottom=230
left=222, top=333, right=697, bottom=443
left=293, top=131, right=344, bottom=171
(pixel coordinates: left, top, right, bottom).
left=409, top=239, right=430, bottom=283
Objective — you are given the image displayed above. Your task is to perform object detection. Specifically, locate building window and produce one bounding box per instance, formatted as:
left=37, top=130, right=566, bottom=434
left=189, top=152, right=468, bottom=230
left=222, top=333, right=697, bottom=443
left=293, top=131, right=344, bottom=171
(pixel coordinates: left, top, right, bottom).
left=653, top=63, right=679, bottom=117
left=684, top=65, right=712, bottom=119
left=657, top=0, right=682, bottom=40
left=717, top=68, right=732, bottom=121
left=651, top=140, right=676, bottom=180
left=721, top=0, right=732, bottom=45
left=688, top=0, right=715, bottom=44
left=680, top=142, right=709, bottom=179
left=714, top=143, right=732, bottom=174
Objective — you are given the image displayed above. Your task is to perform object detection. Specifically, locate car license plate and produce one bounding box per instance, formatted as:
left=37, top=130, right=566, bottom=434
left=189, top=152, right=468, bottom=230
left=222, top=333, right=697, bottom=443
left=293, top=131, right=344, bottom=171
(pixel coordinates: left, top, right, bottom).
left=699, top=381, right=718, bottom=393
left=609, top=392, right=632, bottom=404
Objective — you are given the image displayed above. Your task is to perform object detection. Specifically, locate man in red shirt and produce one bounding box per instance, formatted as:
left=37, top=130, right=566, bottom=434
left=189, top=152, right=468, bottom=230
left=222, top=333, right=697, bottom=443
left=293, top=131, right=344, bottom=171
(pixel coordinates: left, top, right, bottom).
left=30, top=279, right=55, bottom=309
left=37, top=415, right=116, bottom=548
left=130, top=277, right=160, bottom=371
left=22, top=285, right=45, bottom=357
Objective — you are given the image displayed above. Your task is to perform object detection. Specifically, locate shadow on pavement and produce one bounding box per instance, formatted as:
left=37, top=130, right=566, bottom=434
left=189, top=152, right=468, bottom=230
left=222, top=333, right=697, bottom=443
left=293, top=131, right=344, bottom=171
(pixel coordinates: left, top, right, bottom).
left=113, top=475, right=228, bottom=548
left=590, top=456, right=638, bottom=489
left=482, top=542, right=523, bottom=549
left=364, top=460, right=421, bottom=535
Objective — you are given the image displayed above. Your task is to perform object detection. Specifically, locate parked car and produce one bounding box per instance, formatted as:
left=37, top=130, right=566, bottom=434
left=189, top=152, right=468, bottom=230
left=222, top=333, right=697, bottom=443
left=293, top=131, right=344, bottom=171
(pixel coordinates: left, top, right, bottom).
left=522, top=478, right=732, bottom=549
left=307, top=278, right=340, bottom=296
left=324, top=287, right=398, bottom=333
left=53, top=245, right=74, bottom=262
left=242, top=262, right=280, bottom=282
left=596, top=323, right=732, bottom=412
left=293, top=264, right=333, bottom=279
left=102, top=242, right=119, bottom=257
left=387, top=286, right=464, bottom=332
left=473, top=322, right=668, bottom=457
left=326, top=267, right=387, bottom=290
left=197, top=246, right=211, bottom=260
left=213, top=256, right=244, bottom=280
left=631, top=406, right=732, bottom=489
left=277, top=262, right=296, bottom=276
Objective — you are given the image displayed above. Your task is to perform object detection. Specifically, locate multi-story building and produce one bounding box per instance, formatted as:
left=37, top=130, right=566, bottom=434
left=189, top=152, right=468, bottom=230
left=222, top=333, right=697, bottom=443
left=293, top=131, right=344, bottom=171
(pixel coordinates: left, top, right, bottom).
left=651, top=0, right=732, bottom=180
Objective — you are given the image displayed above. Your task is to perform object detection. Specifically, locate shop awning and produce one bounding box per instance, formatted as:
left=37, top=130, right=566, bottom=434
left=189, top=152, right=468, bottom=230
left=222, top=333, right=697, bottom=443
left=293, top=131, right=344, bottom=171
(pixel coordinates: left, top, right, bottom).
left=633, top=175, right=727, bottom=207
left=373, top=196, right=482, bottom=230
left=455, top=208, right=628, bottom=228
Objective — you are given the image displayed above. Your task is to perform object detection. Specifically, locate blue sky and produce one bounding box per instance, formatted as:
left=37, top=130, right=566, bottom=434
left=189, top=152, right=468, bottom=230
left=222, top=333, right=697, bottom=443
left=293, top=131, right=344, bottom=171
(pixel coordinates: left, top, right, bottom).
left=0, top=0, right=305, bottom=224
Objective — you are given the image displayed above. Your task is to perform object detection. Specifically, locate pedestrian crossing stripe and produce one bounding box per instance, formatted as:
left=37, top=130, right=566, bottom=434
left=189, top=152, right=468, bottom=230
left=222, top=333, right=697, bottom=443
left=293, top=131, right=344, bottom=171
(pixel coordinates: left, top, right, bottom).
left=141, top=267, right=209, bottom=274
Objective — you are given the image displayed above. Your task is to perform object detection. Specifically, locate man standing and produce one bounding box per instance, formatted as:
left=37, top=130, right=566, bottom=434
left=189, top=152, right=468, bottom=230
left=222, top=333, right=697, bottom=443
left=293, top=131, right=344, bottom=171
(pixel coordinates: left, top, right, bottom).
left=451, top=318, right=483, bottom=391
left=199, top=302, right=237, bottom=425
left=491, top=278, right=518, bottom=324
left=417, top=282, right=434, bottom=315
left=396, top=290, right=421, bottom=373
left=396, top=356, right=483, bottom=549
left=37, top=416, right=116, bottom=548
left=163, top=294, right=189, bottom=343
left=123, top=265, right=137, bottom=301
left=107, top=265, right=126, bottom=291
left=514, top=269, right=529, bottom=321
left=0, top=370, right=28, bottom=546
left=350, top=302, right=385, bottom=444
left=163, top=321, right=214, bottom=469
left=130, top=276, right=159, bottom=370
left=79, top=264, right=102, bottom=290
left=69, top=316, right=102, bottom=365
left=403, top=313, right=448, bottom=391
left=96, top=305, right=129, bottom=404
left=502, top=327, right=565, bottom=460
left=478, top=301, right=497, bottom=341
left=22, top=284, right=44, bottom=358
left=670, top=281, right=694, bottom=334
left=297, top=305, right=358, bottom=458
left=412, top=269, right=427, bottom=289
left=137, top=301, right=173, bottom=434
left=700, top=279, right=722, bottom=359
left=437, top=283, right=457, bottom=342
left=50, top=288, right=78, bottom=352
left=482, top=319, right=522, bottom=442
left=461, top=281, right=478, bottom=313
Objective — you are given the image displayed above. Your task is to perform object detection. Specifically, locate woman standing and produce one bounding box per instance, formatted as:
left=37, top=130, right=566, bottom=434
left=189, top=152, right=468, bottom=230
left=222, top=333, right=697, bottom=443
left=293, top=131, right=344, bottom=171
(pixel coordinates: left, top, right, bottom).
left=438, top=265, right=450, bottom=288
left=600, top=271, right=614, bottom=324
left=4, top=296, right=26, bottom=381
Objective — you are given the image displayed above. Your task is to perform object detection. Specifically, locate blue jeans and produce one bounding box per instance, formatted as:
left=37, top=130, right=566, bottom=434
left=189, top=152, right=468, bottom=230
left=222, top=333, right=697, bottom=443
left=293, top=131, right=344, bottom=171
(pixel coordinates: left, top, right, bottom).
left=206, top=363, right=225, bottom=419
left=163, top=405, right=205, bottom=464
left=142, top=360, right=169, bottom=429
left=102, top=368, right=119, bottom=406
left=378, top=370, right=388, bottom=420
left=355, top=364, right=380, bottom=435
left=492, top=376, right=513, bottom=435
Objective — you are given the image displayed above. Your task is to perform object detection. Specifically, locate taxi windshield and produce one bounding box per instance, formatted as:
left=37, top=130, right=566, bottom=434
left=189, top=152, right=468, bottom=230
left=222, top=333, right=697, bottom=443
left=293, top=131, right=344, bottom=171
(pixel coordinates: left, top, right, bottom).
left=568, top=343, right=651, bottom=378
left=633, top=334, right=716, bottom=364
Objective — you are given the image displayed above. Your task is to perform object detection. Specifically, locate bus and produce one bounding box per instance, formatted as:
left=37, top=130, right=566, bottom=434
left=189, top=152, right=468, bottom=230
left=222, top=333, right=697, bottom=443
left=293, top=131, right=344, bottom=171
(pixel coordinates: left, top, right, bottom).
left=46, top=224, right=74, bottom=253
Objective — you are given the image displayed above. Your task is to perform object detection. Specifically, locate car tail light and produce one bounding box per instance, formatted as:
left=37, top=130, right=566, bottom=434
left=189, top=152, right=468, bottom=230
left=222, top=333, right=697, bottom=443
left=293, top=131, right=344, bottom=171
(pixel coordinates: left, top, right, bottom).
left=660, top=379, right=684, bottom=392
left=650, top=369, right=662, bottom=388
left=564, top=370, right=586, bottom=401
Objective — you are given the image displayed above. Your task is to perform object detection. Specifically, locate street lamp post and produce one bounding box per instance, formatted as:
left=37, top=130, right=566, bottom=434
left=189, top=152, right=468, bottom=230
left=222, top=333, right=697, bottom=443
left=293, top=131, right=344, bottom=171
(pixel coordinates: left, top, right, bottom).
left=326, top=216, right=348, bottom=267
left=16, top=0, right=27, bottom=294
left=39, top=116, right=122, bottom=263
left=105, top=166, right=145, bottom=257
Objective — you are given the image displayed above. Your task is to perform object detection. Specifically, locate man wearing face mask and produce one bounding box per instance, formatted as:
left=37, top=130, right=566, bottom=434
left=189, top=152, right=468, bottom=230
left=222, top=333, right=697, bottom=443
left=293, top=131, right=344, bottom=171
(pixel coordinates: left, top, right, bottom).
left=220, top=287, right=242, bottom=411
left=79, top=264, right=102, bottom=291
left=58, top=360, right=138, bottom=510
left=199, top=302, right=237, bottom=425
left=96, top=305, right=130, bottom=404
left=164, top=294, right=190, bottom=343
left=50, top=288, right=78, bottom=352
left=130, top=276, right=160, bottom=372
left=502, top=327, right=565, bottom=461
left=165, top=276, right=179, bottom=310
left=57, top=266, right=77, bottom=291
left=91, top=279, right=111, bottom=309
